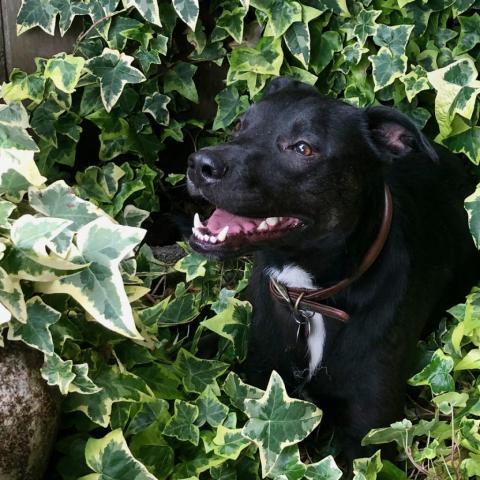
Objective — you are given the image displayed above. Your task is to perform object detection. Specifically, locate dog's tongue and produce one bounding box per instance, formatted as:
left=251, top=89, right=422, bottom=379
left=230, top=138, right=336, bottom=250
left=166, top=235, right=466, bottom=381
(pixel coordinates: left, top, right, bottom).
left=206, top=208, right=262, bottom=235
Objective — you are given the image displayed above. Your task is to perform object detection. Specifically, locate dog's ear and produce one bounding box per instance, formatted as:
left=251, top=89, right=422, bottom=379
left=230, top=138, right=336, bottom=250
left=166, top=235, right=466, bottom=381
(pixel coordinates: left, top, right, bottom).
left=365, top=105, right=438, bottom=162
left=262, top=76, right=305, bottom=97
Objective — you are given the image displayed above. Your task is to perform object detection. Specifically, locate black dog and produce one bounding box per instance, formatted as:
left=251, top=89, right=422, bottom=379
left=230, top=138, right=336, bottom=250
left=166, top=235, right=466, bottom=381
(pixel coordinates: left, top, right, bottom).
left=186, top=77, right=478, bottom=465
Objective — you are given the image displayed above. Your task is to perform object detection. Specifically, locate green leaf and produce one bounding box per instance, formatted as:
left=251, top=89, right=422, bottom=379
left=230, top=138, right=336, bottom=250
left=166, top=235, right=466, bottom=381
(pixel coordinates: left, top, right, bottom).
left=408, top=349, right=455, bottom=394
left=369, top=49, right=407, bottom=92
left=304, top=455, right=343, bottom=480
left=284, top=21, right=311, bottom=68
left=163, top=400, right=200, bottom=445
left=454, top=349, right=480, bottom=371
left=212, top=86, right=250, bottom=131
left=465, top=183, right=480, bottom=247
left=373, top=24, right=414, bottom=56
left=216, top=5, right=248, bottom=44
left=400, top=65, right=430, bottom=102
left=16, top=0, right=59, bottom=35
left=85, top=48, right=146, bottom=112
left=0, top=201, right=15, bottom=229
left=1, top=69, right=46, bottom=103
left=251, top=0, right=302, bottom=38
left=82, top=429, right=157, bottom=480
left=65, top=366, right=154, bottom=427
left=37, top=217, right=146, bottom=339
left=172, top=0, right=199, bottom=30
left=454, top=13, right=480, bottom=55
left=41, top=352, right=76, bottom=395
left=164, top=61, right=198, bottom=103
left=0, top=266, right=27, bottom=322
left=8, top=296, right=60, bottom=354
left=443, top=126, right=480, bottom=165
left=44, top=53, right=86, bottom=94
left=268, top=445, right=306, bottom=480
left=353, top=8, right=381, bottom=46
left=174, top=349, right=229, bottom=394
left=223, top=371, right=263, bottom=411
left=310, top=29, right=342, bottom=75
left=142, top=92, right=170, bottom=125
left=123, top=0, right=161, bottom=26
left=353, top=450, right=383, bottom=480
left=195, top=386, right=229, bottom=428
left=175, top=251, right=206, bottom=281
left=242, top=370, right=323, bottom=476
left=212, top=426, right=251, bottom=460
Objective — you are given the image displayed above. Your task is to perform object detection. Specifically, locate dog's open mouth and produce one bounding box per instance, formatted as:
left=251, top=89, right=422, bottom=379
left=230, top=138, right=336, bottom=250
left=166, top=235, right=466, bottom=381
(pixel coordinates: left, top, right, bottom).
left=190, top=208, right=303, bottom=252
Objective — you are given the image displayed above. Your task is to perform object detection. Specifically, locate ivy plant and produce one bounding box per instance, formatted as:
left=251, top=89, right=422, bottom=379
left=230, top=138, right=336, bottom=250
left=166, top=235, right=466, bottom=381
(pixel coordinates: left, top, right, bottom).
left=0, top=0, right=479, bottom=478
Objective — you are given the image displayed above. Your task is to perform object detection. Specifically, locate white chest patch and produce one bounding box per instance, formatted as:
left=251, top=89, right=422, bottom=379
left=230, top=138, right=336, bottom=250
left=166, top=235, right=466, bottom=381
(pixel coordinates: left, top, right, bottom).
left=267, top=265, right=326, bottom=377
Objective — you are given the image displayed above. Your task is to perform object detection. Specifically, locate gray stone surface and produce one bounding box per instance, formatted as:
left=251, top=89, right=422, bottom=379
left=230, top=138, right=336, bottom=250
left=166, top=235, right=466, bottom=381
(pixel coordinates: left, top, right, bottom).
left=0, top=341, right=62, bottom=480
left=151, top=244, right=185, bottom=265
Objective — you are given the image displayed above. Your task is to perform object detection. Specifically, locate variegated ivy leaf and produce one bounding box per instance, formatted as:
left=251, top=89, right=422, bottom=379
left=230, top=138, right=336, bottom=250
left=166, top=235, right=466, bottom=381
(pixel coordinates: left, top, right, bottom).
left=443, top=125, right=480, bottom=165
left=41, top=352, right=77, bottom=395
left=223, top=371, right=263, bottom=411
left=1, top=69, right=46, bottom=103
left=44, top=53, right=86, bottom=94
left=163, top=399, right=200, bottom=445
left=373, top=24, right=413, bottom=56
left=228, top=37, right=284, bottom=79
left=85, top=48, right=146, bottom=112
left=251, top=0, right=302, bottom=38
left=201, top=297, right=251, bottom=361
left=142, top=92, right=170, bottom=125
left=215, top=4, right=248, bottom=44
left=408, top=349, right=455, bottom=394
left=117, top=204, right=150, bottom=227
left=68, top=363, right=102, bottom=395
left=0, top=200, right=16, bottom=229
left=352, top=450, right=383, bottom=480
left=37, top=217, right=146, bottom=339
left=82, top=429, right=157, bottom=480
left=174, top=349, right=229, bottom=394
left=369, top=48, right=407, bottom=92
left=267, top=445, right=306, bottom=480
left=0, top=303, right=11, bottom=326
left=284, top=21, right=311, bottom=68
left=122, top=0, right=161, bottom=26
left=65, top=366, right=154, bottom=427
left=212, top=86, right=250, bottom=131
left=8, top=296, right=60, bottom=354
left=454, top=13, right=480, bottom=55
left=172, top=0, right=200, bottom=30
left=0, top=266, right=26, bottom=323
left=242, top=370, right=322, bottom=477
left=400, top=65, right=431, bottom=102
left=164, top=61, right=199, bottom=103
left=212, top=425, right=251, bottom=460
left=0, top=103, right=44, bottom=201
left=175, top=251, right=206, bottom=281
left=304, top=455, right=343, bottom=480
left=465, top=183, right=480, bottom=247
left=195, top=385, right=229, bottom=428
left=353, top=8, right=381, bottom=46
left=16, top=0, right=59, bottom=35
left=427, top=58, right=480, bottom=139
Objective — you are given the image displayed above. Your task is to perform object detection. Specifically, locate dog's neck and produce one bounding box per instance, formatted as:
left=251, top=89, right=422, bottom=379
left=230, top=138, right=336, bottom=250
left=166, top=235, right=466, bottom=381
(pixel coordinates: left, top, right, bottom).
left=258, top=183, right=388, bottom=289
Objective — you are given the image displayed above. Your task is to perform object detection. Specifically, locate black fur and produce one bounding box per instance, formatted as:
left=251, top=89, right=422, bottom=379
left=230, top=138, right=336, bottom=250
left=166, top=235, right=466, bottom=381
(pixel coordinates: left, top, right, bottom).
left=187, top=77, right=479, bottom=467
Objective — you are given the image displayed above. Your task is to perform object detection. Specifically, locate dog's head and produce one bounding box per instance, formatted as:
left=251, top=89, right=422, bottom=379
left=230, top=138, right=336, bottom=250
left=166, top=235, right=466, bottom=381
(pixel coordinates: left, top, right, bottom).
left=187, top=77, right=437, bottom=258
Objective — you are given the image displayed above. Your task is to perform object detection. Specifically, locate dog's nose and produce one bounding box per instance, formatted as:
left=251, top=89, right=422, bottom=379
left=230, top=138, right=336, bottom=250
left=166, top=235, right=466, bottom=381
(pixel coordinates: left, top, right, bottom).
left=188, top=151, right=227, bottom=184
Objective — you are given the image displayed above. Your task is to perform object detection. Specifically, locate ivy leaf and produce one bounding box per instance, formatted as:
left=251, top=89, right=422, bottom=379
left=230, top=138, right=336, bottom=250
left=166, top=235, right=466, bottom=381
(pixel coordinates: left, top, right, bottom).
left=0, top=266, right=27, bottom=322
left=251, top=0, right=302, bottom=38
left=85, top=48, right=146, bottom=112
left=400, top=65, right=430, bottom=102
left=454, top=13, right=480, bottom=55
left=16, top=0, right=59, bottom=35
left=369, top=48, right=407, bottom=92
left=352, top=450, right=383, bottom=480
left=82, top=429, right=157, bottom=480
left=37, top=217, right=146, bottom=339
left=0, top=200, right=16, bottom=229
left=213, top=426, right=251, bottom=460
left=409, top=349, right=455, bottom=394
left=443, top=126, right=480, bottom=165
left=216, top=5, right=248, bottom=44
left=172, top=0, right=199, bottom=30
left=142, top=92, right=170, bottom=125
left=69, top=363, right=102, bottom=395
left=8, top=296, right=60, bottom=354
left=212, top=86, right=250, bottom=131
left=175, top=251, right=206, bottom=281
left=223, top=371, right=263, bottom=411
left=353, top=8, right=381, bottom=46
left=1, top=69, right=46, bottom=103
left=242, top=370, right=323, bottom=476
left=267, top=445, right=306, bottom=480
left=163, top=400, right=200, bottom=445
left=373, top=24, right=413, bottom=56
left=65, top=366, right=154, bottom=427
left=304, top=455, right=343, bottom=480
left=123, top=0, right=161, bottom=26
left=41, top=352, right=76, bottom=395
left=44, top=54, right=86, bottom=94
left=164, top=61, right=198, bottom=103
left=284, top=21, right=311, bottom=68
left=195, top=386, right=229, bottom=428
left=174, top=349, right=229, bottom=394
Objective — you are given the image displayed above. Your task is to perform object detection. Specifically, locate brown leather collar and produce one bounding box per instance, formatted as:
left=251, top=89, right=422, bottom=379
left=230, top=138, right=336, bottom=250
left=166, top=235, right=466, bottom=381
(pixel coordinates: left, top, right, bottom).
left=269, top=185, right=393, bottom=322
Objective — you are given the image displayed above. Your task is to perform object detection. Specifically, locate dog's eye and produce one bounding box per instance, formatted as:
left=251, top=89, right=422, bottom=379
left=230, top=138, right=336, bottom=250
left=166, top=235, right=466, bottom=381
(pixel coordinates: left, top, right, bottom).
left=233, top=119, right=242, bottom=132
left=293, top=141, right=313, bottom=156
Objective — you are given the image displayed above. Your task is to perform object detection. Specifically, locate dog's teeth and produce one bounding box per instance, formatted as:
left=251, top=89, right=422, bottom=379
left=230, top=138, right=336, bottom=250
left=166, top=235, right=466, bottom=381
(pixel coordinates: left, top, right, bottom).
left=202, top=234, right=210, bottom=241
left=217, top=226, right=229, bottom=242
left=257, top=221, right=268, bottom=231
left=194, top=213, right=203, bottom=229
left=266, top=217, right=278, bottom=226
left=209, top=235, right=217, bottom=244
